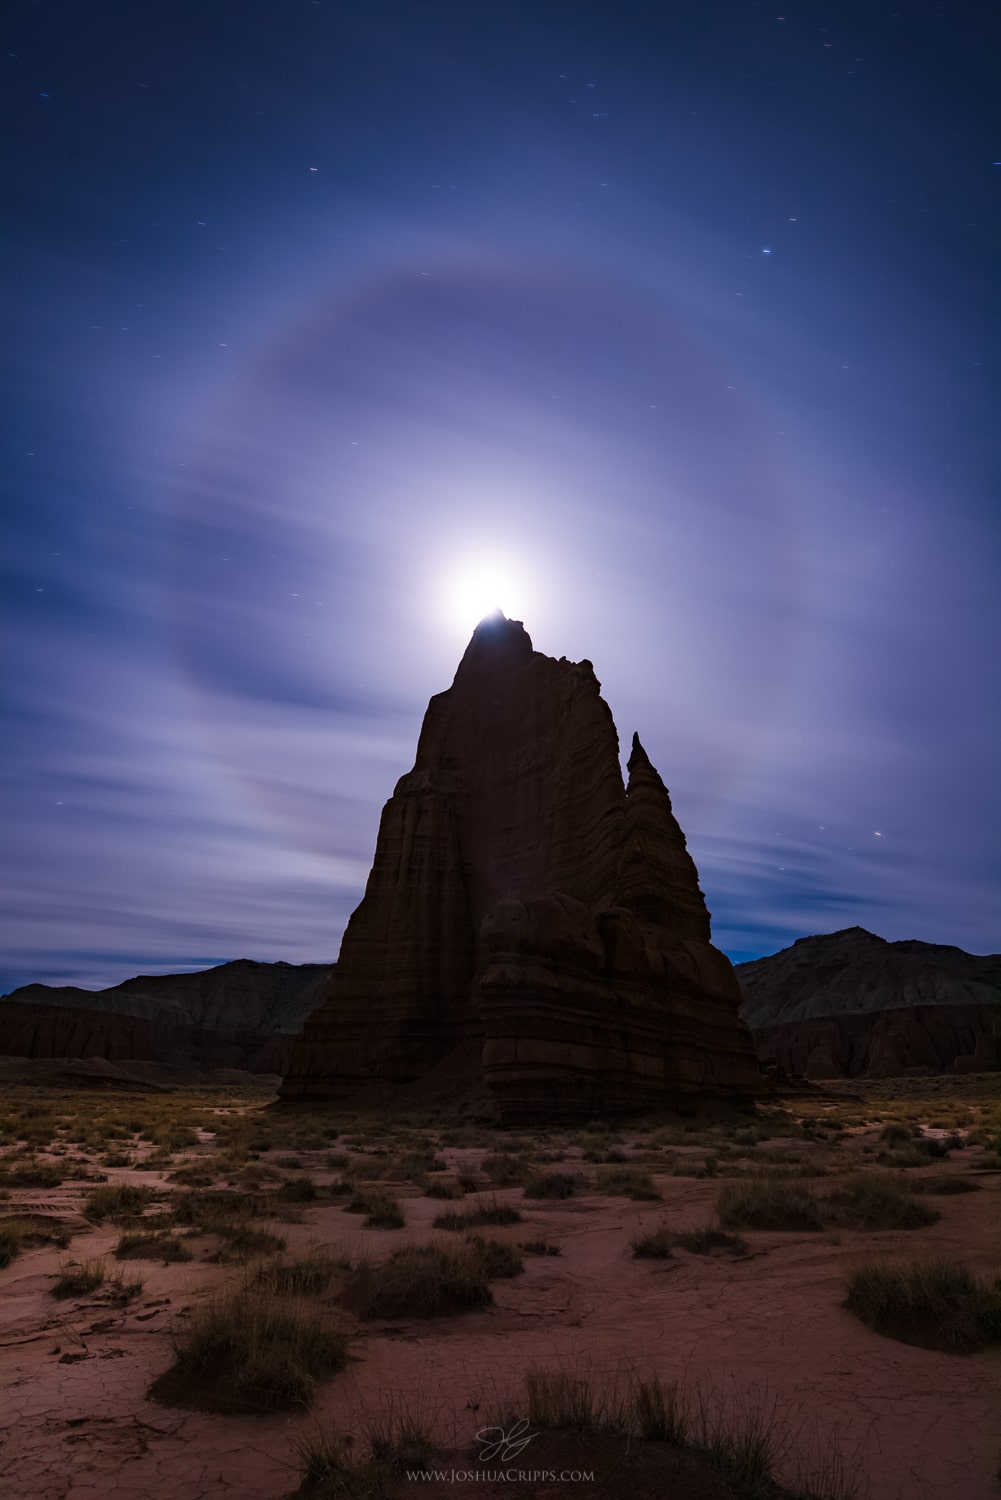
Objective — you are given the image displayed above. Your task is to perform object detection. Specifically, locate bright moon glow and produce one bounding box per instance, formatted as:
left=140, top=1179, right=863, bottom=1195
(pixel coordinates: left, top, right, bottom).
left=439, top=556, right=535, bottom=634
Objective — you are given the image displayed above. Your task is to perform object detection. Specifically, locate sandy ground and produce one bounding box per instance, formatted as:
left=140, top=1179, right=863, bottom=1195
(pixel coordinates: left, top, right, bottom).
left=1, top=1095, right=999, bottom=1500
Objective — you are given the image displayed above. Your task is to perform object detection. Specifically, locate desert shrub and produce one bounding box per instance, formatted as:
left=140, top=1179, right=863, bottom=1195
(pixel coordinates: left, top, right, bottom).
left=0, top=1218, right=29, bottom=1267
left=115, top=1231, right=192, bottom=1263
left=170, top=1189, right=266, bottom=1229
left=0, top=1161, right=65, bottom=1189
left=84, top=1183, right=157, bottom=1224
left=342, top=1243, right=493, bottom=1320
left=50, top=1258, right=108, bottom=1298
left=879, top=1123, right=914, bottom=1145
left=521, top=1238, right=561, bottom=1256
left=233, top=1163, right=283, bottom=1189
left=364, top=1193, right=406, bottom=1229
left=432, top=1203, right=522, bottom=1230
left=582, top=1146, right=629, bottom=1164
left=276, top=1176, right=318, bottom=1203
left=326, top=1152, right=351, bottom=1171
left=345, top=1188, right=405, bottom=1228
left=480, top=1153, right=529, bottom=1185
left=674, top=1225, right=749, bottom=1256
left=717, top=1176, right=824, bottom=1231
left=631, top=1227, right=674, bottom=1259
left=149, top=1286, right=348, bottom=1412
left=908, top=1175, right=979, bottom=1196
left=523, top=1170, right=580, bottom=1200
left=826, top=1174, right=939, bottom=1231
left=594, top=1166, right=660, bottom=1200
left=845, top=1258, right=1001, bottom=1353
left=211, top=1223, right=287, bottom=1260
left=168, top=1165, right=215, bottom=1187
left=465, top=1233, right=524, bottom=1279
left=424, top=1176, right=464, bottom=1199
left=876, top=1146, right=929, bottom=1169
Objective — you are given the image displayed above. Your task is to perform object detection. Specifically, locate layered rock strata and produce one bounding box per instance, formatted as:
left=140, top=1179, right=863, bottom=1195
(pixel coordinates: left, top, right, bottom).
left=281, top=614, right=759, bottom=1118
left=738, top=928, right=1000, bottom=1078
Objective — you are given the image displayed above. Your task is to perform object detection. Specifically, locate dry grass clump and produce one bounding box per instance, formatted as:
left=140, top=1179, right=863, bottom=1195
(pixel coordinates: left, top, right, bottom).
left=170, top=1188, right=267, bottom=1230
left=255, top=1250, right=342, bottom=1296
left=84, top=1182, right=158, bottom=1224
left=522, top=1169, right=581, bottom=1200
left=115, top=1231, right=193, bottom=1263
left=342, top=1242, right=494, bottom=1320
left=424, top=1176, right=465, bottom=1199
left=50, top=1257, right=143, bottom=1302
left=210, top=1224, right=288, bottom=1261
left=631, top=1227, right=674, bottom=1259
left=907, top=1174, right=980, bottom=1195
left=506, top=1367, right=863, bottom=1497
left=845, top=1258, right=1001, bottom=1353
left=432, top=1202, right=522, bottom=1230
left=50, top=1257, right=109, bottom=1298
left=464, top=1233, right=523, bottom=1279
left=594, top=1166, right=660, bottom=1200
left=345, top=1188, right=405, bottom=1228
left=168, top=1164, right=216, bottom=1187
left=879, top=1122, right=916, bottom=1145
left=674, top=1225, right=750, bottom=1256
left=149, top=1285, right=349, bottom=1412
left=717, top=1176, right=825, bottom=1231
left=518, top=1370, right=781, bottom=1494
left=521, top=1238, right=561, bottom=1256
left=825, top=1174, right=940, bottom=1230
left=0, top=1214, right=71, bottom=1266
left=277, top=1175, right=319, bottom=1203
left=296, top=1411, right=438, bottom=1493
left=480, top=1152, right=529, bottom=1185
left=0, top=1160, right=68, bottom=1189
left=0, top=1217, right=29, bottom=1268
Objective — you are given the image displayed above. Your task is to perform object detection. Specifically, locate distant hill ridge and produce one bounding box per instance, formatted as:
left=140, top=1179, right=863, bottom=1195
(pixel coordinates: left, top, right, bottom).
left=0, top=960, right=332, bottom=1076
left=2, top=959, right=332, bottom=1033
left=738, top=927, right=1000, bottom=1079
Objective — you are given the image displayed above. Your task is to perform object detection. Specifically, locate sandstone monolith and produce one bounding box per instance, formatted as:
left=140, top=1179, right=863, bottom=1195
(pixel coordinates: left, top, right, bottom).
left=281, top=613, right=759, bottom=1118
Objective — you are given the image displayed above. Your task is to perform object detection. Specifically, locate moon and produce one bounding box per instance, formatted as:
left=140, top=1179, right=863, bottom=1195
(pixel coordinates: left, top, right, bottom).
left=437, top=554, right=536, bottom=635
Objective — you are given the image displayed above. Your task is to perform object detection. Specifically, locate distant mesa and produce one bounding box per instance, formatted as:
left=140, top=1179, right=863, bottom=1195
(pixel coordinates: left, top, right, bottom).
left=280, top=612, right=760, bottom=1120
left=738, top=926, right=1001, bottom=1079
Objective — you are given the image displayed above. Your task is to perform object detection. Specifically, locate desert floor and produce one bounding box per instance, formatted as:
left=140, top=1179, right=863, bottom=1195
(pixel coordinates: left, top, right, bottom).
left=1, top=1072, right=998, bottom=1500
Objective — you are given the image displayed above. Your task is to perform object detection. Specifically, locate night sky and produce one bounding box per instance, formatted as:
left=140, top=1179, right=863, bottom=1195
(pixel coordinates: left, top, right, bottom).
left=3, top=0, right=998, bottom=996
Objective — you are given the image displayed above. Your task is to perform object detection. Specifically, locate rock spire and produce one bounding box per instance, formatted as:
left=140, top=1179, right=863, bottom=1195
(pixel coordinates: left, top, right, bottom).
left=280, top=615, right=759, bottom=1118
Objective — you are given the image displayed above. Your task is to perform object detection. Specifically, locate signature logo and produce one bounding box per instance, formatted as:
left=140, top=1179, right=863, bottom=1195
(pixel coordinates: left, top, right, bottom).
left=475, top=1417, right=535, bottom=1462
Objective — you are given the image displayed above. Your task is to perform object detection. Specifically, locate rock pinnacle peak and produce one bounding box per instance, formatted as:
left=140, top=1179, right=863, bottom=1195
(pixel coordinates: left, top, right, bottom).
left=455, top=610, right=534, bottom=675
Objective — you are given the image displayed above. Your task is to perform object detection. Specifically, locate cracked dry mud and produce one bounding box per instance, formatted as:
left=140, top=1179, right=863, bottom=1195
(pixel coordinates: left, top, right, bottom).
left=1, top=1083, right=999, bottom=1500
